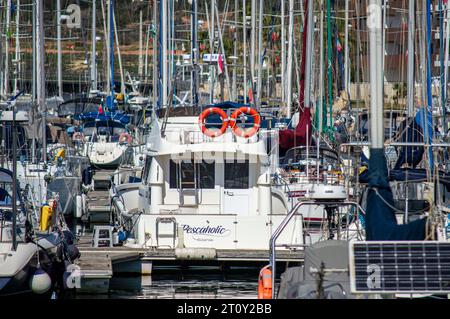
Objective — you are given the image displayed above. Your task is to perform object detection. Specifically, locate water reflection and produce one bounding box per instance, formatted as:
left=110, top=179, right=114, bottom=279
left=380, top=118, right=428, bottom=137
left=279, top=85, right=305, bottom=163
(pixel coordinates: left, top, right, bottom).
left=74, top=274, right=258, bottom=299
left=70, top=222, right=258, bottom=299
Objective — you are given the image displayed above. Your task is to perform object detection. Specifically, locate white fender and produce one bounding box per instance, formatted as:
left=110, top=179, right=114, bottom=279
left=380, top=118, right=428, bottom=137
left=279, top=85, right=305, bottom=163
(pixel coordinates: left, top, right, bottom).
left=75, top=195, right=83, bottom=218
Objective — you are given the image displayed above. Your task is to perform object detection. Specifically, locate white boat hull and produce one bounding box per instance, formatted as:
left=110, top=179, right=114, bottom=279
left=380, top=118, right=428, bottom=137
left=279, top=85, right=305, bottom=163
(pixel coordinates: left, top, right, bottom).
left=87, top=143, right=130, bottom=168
left=129, top=214, right=304, bottom=251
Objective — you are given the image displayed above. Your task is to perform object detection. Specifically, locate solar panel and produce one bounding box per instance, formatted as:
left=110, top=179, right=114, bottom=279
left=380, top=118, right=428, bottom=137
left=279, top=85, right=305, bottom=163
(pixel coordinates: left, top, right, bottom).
left=349, top=241, right=450, bottom=294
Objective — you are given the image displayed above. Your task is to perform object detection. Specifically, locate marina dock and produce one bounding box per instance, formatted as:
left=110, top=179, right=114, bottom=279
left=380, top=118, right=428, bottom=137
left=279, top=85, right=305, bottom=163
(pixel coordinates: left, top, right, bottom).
left=2, top=0, right=450, bottom=302
left=74, top=233, right=304, bottom=293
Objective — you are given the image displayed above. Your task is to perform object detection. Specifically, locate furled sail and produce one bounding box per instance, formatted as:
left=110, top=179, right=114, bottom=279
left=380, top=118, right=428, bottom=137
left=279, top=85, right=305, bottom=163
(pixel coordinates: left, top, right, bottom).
left=365, top=149, right=428, bottom=240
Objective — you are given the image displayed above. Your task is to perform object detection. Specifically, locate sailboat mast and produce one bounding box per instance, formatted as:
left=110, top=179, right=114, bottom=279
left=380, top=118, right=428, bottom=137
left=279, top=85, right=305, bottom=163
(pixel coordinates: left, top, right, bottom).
left=13, top=0, right=20, bottom=94
left=160, top=0, right=168, bottom=108
left=57, top=0, right=63, bottom=98
left=232, top=0, right=238, bottom=101
left=317, top=0, right=324, bottom=179
left=113, top=12, right=125, bottom=96
left=144, top=23, right=150, bottom=81
left=138, top=0, right=144, bottom=79
left=304, top=0, right=314, bottom=109
left=91, top=0, right=97, bottom=91
left=11, top=102, right=17, bottom=251
left=250, top=0, right=256, bottom=88
left=286, top=0, right=293, bottom=118
left=256, top=0, right=264, bottom=109
left=318, top=0, right=324, bottom=134
left=281, top=0, right=285, bottom=105
left=109, top=0, right=115, bottom=105
left=439, top=0, right=446, bottom=123
left=445, top=2, right=450, bottom=117
left=424, top=0, right=433, bottom=172
left=344, top=0, right=349, bottom=91
left=36, top=0, right=46, bottom=161
left=243, top=0, right=247, bottom=103
left=31, top=0, right=36, bottom=162
left=208, top=0, right=215, bottom=104
left=326, top=0, right=333, bottom=128
left=214, top=2, right=231, bottom=98
left=407, top=0, right=415, bottom=117
left=368, top=0, right=384, bottom=148
left=191, top=0, right=199, bottom=106
left=5, top=0, right=11, bottom=96
left=152, top=0, right=157, bottom=109
left=102, top=0, right=110, bottom=94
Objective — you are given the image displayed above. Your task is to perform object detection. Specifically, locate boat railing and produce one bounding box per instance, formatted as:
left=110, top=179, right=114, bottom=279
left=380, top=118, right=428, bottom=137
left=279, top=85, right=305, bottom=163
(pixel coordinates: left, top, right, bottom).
left=269, top=200, right=367, bottom=299
left=271, top=173, right=294, bottom=206
left=276, top=168, right=345, bottom=186
left=109, top=181, right=128, bottom=225
left=163, top=127, right=262, bottom=145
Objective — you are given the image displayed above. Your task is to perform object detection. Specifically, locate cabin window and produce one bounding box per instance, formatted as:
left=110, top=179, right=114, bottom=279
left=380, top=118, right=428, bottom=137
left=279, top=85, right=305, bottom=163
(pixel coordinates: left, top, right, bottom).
left=142, top=156, right=152, bottom=184
left=198, top=161, right=215, bottom=188
left=224, top=160, right=249, bottom=189
left=169, top=160, right=215, bottom=189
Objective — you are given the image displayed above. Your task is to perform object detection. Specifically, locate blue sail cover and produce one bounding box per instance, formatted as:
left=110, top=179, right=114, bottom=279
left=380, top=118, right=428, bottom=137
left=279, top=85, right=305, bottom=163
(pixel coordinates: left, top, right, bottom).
left=365, top=149, right=427, bottom=240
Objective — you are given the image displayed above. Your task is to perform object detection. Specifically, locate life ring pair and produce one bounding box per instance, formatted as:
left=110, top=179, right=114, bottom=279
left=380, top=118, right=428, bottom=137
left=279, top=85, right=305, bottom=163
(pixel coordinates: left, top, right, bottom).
left=198, top=106, right=261, bottom=138
left=258, top=265, right=273, bottom=299
left=119, top=133, right=133, bottom=145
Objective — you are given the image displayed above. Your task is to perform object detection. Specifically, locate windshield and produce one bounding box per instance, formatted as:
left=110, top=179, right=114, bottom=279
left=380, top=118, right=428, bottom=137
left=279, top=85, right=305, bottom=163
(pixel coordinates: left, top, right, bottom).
left=82, top=120, right=127, bottom=141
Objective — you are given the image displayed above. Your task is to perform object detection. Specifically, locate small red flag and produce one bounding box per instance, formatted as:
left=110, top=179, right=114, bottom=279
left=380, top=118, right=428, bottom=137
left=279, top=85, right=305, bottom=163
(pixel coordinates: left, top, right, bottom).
left=218, top=53, right=224, bottom=75
left=248, top=88, right=253, bottom=103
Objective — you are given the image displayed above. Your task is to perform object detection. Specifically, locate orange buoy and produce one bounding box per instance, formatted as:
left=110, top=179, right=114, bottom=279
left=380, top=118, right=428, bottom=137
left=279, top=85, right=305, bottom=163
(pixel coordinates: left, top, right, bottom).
left=230, top=107, right=261, bottom=138
left=258, top=265, right=273, bottom=299
left=198, top=107, right=229, bottom=138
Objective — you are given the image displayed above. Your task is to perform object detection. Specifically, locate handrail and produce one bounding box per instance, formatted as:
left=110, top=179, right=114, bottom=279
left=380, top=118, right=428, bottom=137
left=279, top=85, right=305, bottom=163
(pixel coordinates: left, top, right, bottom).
left=271, top=173, right=293, bottom=207
left=269, top=200, right=367, bottom=299
left=110, top=176, right=126, bottom=206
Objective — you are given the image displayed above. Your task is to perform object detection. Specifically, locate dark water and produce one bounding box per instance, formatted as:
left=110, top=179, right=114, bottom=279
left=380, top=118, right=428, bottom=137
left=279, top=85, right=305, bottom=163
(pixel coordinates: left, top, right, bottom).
left=69, top=222, right=258, bottom=299
left=73, top=274, right=258, bottom=299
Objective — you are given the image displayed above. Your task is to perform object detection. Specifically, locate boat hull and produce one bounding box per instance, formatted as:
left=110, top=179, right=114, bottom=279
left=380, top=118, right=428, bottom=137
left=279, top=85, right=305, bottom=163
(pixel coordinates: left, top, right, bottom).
left=0, top=243, right=56, bottom=298
left=88, top=144, right=131, bottom=169
left=130, top=214, right=304, bottom=251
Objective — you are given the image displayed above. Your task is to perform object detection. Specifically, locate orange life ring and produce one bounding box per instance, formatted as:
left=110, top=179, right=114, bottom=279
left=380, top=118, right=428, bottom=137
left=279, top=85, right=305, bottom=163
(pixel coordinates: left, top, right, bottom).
left=258, top=265, right=273, bottom=299
left=230, top=107, right=261, bottom=138
left=198, top=107, right=229, bottom=138
left=119, top=133, right=132, bottom=145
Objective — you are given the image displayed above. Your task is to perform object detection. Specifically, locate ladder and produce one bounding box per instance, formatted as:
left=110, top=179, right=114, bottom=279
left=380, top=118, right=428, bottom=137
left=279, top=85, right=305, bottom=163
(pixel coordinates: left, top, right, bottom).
left=176, top=161, right=199, bottom=206
left=92, top=225, right=114, bottom=247
left=156, top=217, right=177, bottom=248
